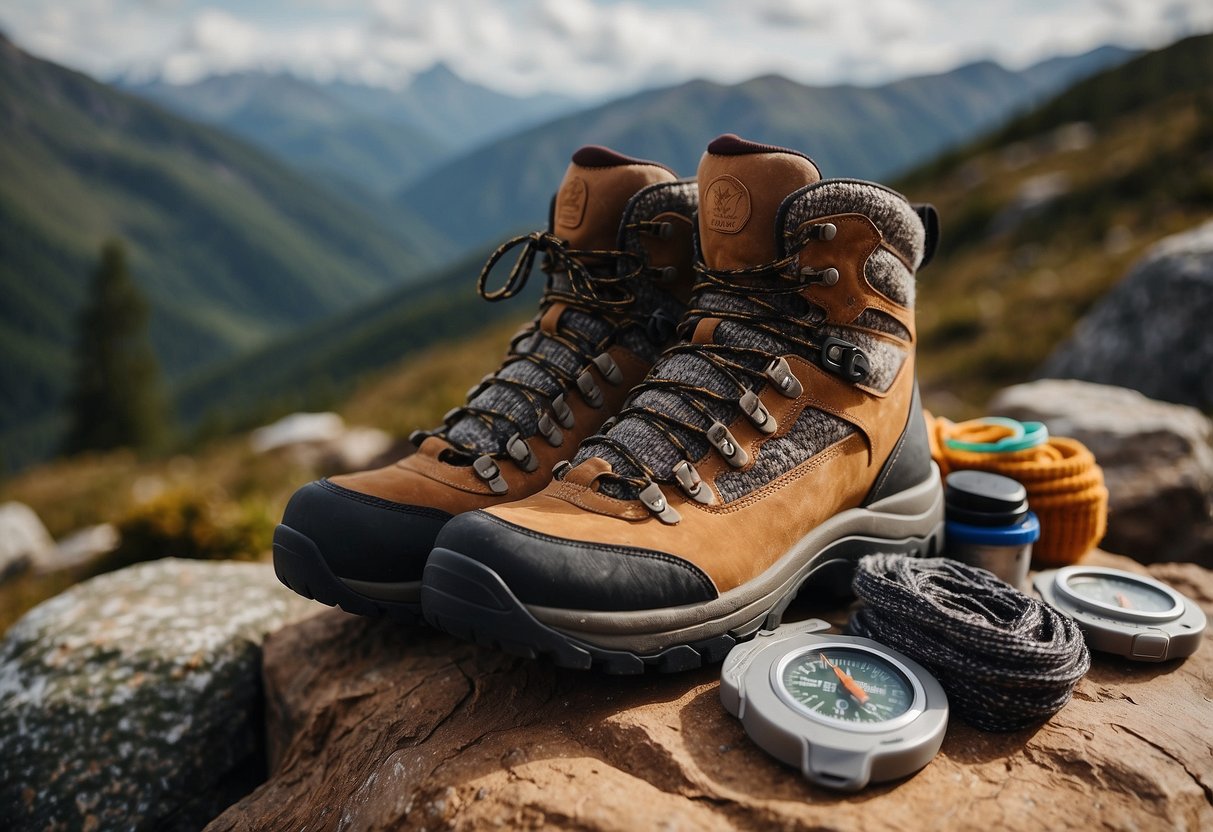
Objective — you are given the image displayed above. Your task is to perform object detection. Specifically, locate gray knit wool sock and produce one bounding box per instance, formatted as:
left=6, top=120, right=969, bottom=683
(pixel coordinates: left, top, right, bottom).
left=578, top=179, right=924, bottom=501
left=443, top=180, right=697, bottom=456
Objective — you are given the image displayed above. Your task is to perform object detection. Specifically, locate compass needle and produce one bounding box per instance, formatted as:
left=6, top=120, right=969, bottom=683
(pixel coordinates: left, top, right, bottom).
left=820, top=652, right=870, bottom=704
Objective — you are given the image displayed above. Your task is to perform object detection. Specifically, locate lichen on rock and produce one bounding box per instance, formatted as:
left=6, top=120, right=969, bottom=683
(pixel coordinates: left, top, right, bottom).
left=0, top=558, right=316, bottom=831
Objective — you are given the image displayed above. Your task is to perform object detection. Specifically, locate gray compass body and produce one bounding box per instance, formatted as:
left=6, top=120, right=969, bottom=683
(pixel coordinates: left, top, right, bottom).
left=720, top=620, right=948, bottom=791
left=1034, top=566, right=1206, bottom=662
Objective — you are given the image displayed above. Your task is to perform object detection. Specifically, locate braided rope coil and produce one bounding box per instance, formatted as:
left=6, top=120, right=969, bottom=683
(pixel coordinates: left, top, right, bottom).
left=848, top=554, right=1090, bottom=732
left=926, top=413, right=1108, bottom=565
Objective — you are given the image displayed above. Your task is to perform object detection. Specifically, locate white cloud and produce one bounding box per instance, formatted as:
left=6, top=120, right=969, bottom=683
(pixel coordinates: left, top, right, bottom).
left=0, top=0, right=1210, bottom=96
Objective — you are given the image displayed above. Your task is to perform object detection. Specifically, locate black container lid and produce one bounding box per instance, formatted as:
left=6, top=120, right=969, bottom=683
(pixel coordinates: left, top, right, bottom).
left=945, top=470, right=1029, bottom=527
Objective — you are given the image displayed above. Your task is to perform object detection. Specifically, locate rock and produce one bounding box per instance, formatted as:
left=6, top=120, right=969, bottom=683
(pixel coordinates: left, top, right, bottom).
left=1040, top=218, right=1213, bottom=409
left=248, top=411, right=395, bottom=473
left=316, top=426, right=396, bottom=474
left=0, top=558, right=316, bottom=832
left=249, top=412, right=345, bottom=454
left=989, top=171, right=1070, bottom=234
left=208, top=553, right=1213, bottom=831
left=36, top=523, right=120, bottom=574
left=990, top=379, right=1213, bottom=565
left=0, top=501, right=54, bottom=581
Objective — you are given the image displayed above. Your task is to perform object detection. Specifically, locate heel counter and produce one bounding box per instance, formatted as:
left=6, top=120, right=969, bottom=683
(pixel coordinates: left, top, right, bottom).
left=864, top=384, right=933, bottom=504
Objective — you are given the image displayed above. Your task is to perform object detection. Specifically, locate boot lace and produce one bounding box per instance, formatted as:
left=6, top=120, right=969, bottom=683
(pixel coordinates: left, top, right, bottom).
left=575, top=222, right=861, bottom=501
left=414, top=225, right=670, bottom=466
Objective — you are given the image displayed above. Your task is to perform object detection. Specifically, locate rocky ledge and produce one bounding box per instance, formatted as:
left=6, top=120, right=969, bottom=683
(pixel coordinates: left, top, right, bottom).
left=210, top=551, right=1212, bottom=831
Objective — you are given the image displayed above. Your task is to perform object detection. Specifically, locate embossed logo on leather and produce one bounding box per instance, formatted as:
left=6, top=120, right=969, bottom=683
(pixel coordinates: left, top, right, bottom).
left=704, top=174, right=751, bottom=234
left=556, top=176, right=588, bottom=229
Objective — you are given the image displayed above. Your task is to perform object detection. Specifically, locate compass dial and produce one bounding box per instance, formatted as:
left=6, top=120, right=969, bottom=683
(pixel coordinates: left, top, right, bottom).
left=1065, top=573, right=1175, bottom=613
left=780, top=647, right=914, bottom=724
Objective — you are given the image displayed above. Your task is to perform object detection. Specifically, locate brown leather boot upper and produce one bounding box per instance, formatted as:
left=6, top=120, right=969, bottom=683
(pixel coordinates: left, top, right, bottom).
left=279, top=146, right=698, bottom=588
left=439, top=135, right=934, bottom=614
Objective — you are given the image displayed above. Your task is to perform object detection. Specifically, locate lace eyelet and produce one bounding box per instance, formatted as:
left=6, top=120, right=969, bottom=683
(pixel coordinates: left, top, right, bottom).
left=576, top=369, right=604, bottom=408
left=551, top=394, right=575, bottom=429
left=537, top=413, right=564, bottom=447
left=707, top=421, right=749, bottom=468
left=673, top=460, right=715, bottom=505
left=592, top=352, right=623, bottom=385
left=799, top=266, right=839, bottom=286
left=473, top=455, right=509, bottom=494
left=505, top=433, right=538, bottom=472
left=639, top=481, right=681, bottom=524
left=763, top=357, right=804, bottom=399
left=807, top=222, right=837, bottom=241
left=820, top=336, right=871, bottom=383
left=739, top=389, right=778, bottom=435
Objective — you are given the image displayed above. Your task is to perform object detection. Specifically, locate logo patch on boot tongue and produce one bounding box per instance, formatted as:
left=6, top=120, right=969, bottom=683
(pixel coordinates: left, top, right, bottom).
left=704, top=175, right=751, bottom=234
left=556, top=176, right=588, bottom=230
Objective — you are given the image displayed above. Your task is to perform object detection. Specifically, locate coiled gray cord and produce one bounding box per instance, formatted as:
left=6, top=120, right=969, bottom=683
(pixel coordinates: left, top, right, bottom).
left=847, top=554, right=1090, bottom=732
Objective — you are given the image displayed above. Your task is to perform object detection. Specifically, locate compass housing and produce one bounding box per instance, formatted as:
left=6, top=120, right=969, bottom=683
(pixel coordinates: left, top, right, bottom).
left=720, top=620, right=948, bottom=791
left=1035, top=566, right=1206, bottom=662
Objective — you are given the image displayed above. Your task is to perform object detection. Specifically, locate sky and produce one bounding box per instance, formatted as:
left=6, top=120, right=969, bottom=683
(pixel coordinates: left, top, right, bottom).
left=2, top=0, right=1210, bottom=97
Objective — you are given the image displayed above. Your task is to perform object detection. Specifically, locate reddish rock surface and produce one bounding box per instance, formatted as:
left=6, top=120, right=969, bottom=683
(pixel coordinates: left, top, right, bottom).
left=209, top=552, right=1212, bottom=831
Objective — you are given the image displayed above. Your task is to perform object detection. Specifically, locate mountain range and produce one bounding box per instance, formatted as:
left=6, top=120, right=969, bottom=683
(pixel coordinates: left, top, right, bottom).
left=396, top=45, right=1133, bottom=249
left=0, top=34, right=447, bottom=470
left=124, top=65, right=575, bottom=197
left=178, top=35, right=1210, bottom=437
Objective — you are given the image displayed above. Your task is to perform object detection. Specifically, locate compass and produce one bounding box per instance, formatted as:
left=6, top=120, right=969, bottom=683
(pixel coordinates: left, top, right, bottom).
left=1034, top=565, right=1206, bottom=662
left=720, top=620, right=948, bottom=791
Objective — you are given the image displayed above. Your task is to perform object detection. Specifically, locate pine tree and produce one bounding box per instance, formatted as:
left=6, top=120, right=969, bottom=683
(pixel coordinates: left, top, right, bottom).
left=63, top=239, right=167, bottom=454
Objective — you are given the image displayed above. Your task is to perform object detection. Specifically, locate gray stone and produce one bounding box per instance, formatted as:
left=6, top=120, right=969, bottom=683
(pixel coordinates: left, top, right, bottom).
left=0, top=502, right=54, bottom=581
left=0, top=558, right=316, bottom=831
left=317, top=426, right=395, bottom=474
left=1040, top=218, right=1213, bottom=409
left=36, top=523, right=120, bottom=574
left=990, top=379, right=1213, bottom=564
left=248, top=411, right=344, bottom=454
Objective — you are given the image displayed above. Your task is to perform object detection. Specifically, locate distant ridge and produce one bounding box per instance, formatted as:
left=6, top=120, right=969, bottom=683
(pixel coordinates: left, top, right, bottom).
left=125, top=66, right=575, bottom=196
left=397, top=46, right=1133, bottom=248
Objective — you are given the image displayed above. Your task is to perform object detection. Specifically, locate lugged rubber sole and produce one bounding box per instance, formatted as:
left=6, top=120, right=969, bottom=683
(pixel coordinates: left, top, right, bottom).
left=421, top=469, right=945, bottom=674
left=272, top=524, right=421, bottom=623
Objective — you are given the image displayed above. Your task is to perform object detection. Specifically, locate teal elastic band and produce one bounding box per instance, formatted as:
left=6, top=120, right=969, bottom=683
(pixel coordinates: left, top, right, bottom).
left=944, top=418, right=1049, bottom=453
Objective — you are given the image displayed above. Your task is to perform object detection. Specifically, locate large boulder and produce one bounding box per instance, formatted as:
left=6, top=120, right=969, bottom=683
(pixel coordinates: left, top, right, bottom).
left=0, top=558, right=315, bottom=831
left=0, top=502, right=54, bottom=581
left=1040, top=218, right=1213, bottom=409
left=990, top=379, right=1213, bottom=565
left=208, top=552, right=1212, bottom=831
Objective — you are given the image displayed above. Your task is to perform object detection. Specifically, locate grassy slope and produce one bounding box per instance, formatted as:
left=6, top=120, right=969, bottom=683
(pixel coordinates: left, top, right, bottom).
left=902, top=33, right=1213, bottom=413
left=170, top=245, right=541, bottom=430
left=0, top=37, right=448, bottom=470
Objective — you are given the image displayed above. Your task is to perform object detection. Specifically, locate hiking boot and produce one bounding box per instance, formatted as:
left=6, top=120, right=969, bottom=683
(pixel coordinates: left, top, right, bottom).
left=273, top=146, right=698, bottom=620
left=422, top=134, right=945, bottom=671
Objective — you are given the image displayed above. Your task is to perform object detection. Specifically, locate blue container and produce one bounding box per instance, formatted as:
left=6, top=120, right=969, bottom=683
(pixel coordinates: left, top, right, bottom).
left=944, top=470, right=1041, bottom=588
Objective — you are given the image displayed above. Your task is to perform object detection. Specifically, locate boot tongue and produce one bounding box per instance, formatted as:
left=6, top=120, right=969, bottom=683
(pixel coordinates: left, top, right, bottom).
left=553, top=146, right=677, bottom=251
left=697, top=134, right=822, bottom=271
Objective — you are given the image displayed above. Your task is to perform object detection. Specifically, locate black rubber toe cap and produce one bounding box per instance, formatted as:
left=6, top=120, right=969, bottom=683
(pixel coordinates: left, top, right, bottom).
left=432, top=510, right=717, bottom=611
left=280, top=480, right=452, bottom=583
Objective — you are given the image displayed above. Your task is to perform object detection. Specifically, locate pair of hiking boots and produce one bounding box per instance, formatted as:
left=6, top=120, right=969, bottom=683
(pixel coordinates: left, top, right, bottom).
left=275, top=134, right=945, bottom=673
